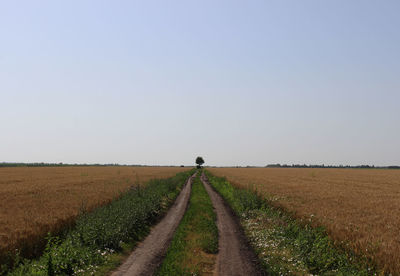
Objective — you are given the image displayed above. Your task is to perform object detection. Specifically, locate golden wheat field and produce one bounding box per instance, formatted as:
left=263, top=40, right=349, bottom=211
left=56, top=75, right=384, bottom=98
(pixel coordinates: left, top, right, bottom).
left=0, top=166, right=188, bottom=259
left=209, top=167, right=400, bottom=273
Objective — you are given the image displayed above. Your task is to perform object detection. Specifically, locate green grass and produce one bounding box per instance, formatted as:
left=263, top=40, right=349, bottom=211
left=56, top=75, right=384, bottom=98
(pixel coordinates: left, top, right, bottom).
left=156, top=171, right=218, bottom=276
left=5, top=169, right=195, bottom=276
left=204, top=170, right=379, bottom=276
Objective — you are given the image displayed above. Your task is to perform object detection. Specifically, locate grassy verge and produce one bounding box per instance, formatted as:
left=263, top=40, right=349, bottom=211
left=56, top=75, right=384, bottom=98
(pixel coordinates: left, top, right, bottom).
left=5, top=169, right=194, bottom=276
left=156, top=171, right=218, bottom=276
left=204, top=170, right=380, bottom=276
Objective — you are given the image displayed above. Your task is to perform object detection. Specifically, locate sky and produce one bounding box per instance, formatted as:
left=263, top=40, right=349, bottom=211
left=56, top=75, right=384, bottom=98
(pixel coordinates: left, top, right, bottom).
left=1, top=1, right=399, bottom=166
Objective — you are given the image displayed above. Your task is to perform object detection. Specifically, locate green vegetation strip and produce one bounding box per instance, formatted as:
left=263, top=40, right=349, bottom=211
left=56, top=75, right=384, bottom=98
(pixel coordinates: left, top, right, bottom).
left=156, top=172, right=218, bottom=276
left=204, top=171, right=378, bottom=276
left=6, top=169, right=194, bottom=276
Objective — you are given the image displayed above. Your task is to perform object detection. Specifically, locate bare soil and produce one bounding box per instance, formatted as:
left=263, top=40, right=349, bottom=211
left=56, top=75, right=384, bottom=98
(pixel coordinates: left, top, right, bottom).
left=111, top=173, right=196, bottom=276
left=201, top=173, right=264, bottom=276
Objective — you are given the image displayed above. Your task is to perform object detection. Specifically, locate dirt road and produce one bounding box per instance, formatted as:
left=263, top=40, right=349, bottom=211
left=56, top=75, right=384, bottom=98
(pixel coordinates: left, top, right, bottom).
left=111, top=173, right=196, bottom=276
left=201, top=173, right=263, bottom=276
left=112, top=171, right=263, bottom=276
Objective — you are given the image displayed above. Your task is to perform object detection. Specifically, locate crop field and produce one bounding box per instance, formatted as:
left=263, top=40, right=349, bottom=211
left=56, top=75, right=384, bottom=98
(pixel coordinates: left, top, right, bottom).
left=208, top=167, right=400, bottom=273
left=0, top=166, right=188, bottom=261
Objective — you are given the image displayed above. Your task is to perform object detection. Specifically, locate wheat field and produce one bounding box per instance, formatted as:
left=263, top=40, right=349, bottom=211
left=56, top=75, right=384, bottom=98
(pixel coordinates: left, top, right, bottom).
left=0, top=166, right=188, bottom=260
left=208, top=167, right=400, bottom=273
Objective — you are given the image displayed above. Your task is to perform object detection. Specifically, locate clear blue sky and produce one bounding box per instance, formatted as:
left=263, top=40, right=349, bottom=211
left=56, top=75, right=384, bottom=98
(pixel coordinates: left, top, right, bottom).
left=1, top=1, right=399, bottom=166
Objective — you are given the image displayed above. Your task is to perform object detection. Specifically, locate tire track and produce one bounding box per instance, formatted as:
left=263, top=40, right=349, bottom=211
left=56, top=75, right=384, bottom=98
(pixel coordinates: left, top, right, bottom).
left=111, top=173, right=196, bottom=276
left=201, top=172, right=263, bottom=276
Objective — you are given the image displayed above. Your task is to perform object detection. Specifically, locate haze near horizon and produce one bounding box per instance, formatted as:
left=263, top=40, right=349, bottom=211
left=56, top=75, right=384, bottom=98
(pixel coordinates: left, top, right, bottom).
left=1, top=1, right=399, bottom=166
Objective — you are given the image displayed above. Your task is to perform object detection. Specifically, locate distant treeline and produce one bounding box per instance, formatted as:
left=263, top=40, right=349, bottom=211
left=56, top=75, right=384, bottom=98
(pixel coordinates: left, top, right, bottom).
left=207, top=164, right=400, bottom=169
left=0, top=162, right=162, bottom=168
left=264, top=164, right=400, bottom=169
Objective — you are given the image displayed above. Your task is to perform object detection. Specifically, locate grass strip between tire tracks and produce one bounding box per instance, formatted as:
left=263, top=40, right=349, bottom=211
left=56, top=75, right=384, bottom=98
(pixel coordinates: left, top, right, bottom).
left=156, top=170, right=218, bottom=276
left=204, top=170, right=381, bottom=276
left=5, top=169, right=195, bottom=276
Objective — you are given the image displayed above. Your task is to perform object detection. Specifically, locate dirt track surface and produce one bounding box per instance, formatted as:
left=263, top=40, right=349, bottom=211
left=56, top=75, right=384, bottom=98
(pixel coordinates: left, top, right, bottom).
left=111, top=173, right=196, bottom=276
left=201, top=173, right=263, bottom=276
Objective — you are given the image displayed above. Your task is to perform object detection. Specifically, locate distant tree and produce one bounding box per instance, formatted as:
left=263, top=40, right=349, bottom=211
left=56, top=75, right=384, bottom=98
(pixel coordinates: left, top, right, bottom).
left=195, top=156, right=205, bottom=168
